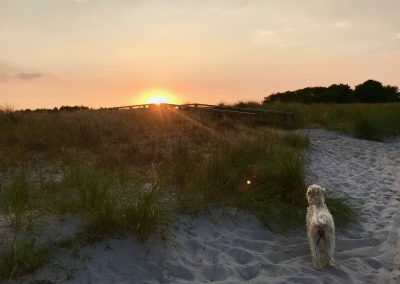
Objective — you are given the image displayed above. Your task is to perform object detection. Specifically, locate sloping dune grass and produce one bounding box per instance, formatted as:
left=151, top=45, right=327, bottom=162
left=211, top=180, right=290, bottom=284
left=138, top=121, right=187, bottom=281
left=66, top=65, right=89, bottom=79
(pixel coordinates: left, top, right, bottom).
left=262, top=103, right=400, bottom=141
left=0, top=107, right=354, bottom=279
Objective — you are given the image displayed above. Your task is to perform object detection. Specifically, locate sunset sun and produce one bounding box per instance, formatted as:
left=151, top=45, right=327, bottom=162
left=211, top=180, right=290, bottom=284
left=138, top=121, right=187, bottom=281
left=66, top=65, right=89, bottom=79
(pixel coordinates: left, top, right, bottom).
left=148, top=94, right=168, bottom=105
left=137, top=89, right=181, bottom=105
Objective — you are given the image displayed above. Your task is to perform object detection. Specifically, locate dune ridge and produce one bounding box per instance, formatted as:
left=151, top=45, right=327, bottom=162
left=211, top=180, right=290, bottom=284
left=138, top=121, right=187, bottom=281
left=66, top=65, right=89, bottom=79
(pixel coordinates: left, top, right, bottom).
left=14, top=129, right=400, bottom=284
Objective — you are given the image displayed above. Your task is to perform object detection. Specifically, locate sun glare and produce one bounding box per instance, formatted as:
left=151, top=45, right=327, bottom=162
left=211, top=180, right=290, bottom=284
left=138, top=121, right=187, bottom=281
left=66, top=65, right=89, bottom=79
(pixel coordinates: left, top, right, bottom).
left=136, top=89, right=181, bottom=105
left=148, top=94, right=168, bottom=105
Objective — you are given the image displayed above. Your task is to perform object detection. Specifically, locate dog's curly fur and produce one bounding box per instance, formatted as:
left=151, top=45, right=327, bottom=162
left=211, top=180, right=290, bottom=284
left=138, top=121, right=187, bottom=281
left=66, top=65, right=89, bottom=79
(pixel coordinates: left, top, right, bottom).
left=306, top=184, right=335, bottom=268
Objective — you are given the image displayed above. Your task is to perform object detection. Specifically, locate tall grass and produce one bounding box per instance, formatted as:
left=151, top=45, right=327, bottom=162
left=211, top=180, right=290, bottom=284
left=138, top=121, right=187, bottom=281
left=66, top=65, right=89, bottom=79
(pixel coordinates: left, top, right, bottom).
left=0, top=111, right=356, bottom=230
left=121, top=186, right=163, bottom=242
left=262, top=103, right=400, bottom=141
left=256, top=150, right=307, bottom=205
left=238, top=150, right=306, bottom=232
left=0, top=108, right=357, bottom=279
left=0, top=237, right=50, bottom=280
left=326, top=196, right=357, bottom=228
left=81, top=184, right=165, bottom=243
left=0, top=172, right=32, bottom=229
left=238, top=148, right=355, bottom=232
left=0, top=172, right=51, bottom=281
left=169, top=131, right=267, bottom=214
left=47, top=166, right=166, bottom=243
left=163, top=128, right=354, bottom=232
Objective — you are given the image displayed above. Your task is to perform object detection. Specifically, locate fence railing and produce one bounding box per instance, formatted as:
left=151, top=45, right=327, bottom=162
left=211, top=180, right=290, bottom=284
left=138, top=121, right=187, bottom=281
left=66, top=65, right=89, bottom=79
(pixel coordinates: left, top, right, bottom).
left=102, top=103, right=294, bottom=126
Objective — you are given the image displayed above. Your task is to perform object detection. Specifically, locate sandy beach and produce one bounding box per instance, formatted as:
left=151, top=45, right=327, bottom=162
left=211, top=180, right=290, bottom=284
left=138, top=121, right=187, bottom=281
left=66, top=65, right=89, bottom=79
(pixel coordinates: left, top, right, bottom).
left=14, top=129, right=400, bottom=284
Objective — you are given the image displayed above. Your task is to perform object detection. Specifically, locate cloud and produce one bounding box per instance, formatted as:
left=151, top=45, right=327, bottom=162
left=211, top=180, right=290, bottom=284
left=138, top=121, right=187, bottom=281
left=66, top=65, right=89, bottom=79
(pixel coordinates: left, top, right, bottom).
left=335, top=21, right=351, bottom=28
left=395, top=33, right=400, bottom=40
left=0, top=61, right=19, bottom=73
left=252, top=29, right=282, bottom=46
left=257, top=29, right=277, bottom=36
left=0, top=72, right=55, bottom=83
left=0, top=62, right=51, bottom=82
left=14, top=72, right=44, bottom=80
left=0, top=73, right=7, bottom=82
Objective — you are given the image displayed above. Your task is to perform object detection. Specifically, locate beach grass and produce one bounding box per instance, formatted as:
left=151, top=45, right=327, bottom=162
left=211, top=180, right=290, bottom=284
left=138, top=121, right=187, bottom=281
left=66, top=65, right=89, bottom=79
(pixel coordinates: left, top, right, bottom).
left=0, top=107, right=356, bottom=279
left=81, top=179, right=165, bottom=243
left=0, top=171, right=32, bottom=230
left=262, top=103, right=400, bottom=141
left=238, top=149, right=307, bottom=232
left=0, top=237, right=50, bottom=280
left=326, top=196, right=357, bottom=228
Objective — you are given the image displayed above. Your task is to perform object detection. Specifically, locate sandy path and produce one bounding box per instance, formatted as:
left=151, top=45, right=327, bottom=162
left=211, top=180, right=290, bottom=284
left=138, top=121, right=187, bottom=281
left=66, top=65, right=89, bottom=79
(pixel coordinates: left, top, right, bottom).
left=303, top=129, right=400, bottom=283
left=14, top=129, right=400, bottom=284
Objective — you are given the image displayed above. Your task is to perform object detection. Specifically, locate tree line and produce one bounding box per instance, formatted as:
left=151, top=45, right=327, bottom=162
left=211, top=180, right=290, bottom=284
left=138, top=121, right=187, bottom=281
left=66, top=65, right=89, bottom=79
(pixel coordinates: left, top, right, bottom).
left=264, top=80, right=399, bottom=104
left=20, top=105, right=91, bottom=112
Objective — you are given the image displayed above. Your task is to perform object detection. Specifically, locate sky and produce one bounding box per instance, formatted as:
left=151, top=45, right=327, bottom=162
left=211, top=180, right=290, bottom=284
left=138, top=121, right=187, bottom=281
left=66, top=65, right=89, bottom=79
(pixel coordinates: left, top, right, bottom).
left=1, top=0, right=399, bottom=109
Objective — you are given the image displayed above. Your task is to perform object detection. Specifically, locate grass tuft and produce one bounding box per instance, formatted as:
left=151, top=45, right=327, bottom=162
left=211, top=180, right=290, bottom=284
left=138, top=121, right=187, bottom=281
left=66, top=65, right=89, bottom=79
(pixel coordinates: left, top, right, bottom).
left=239, top=149, right=307, bottom=231
left=281, top=132, right=310, bottom=150
left=76, top=170, right=166, bottom=243
left=256, top=150, right=307, bottom=205
left=82, top=188, right=165, bottom=243
left=0, top=237, right=50, bottom=280
left=326, top=195, right=357, bottom=228
left=352, top=115, right=383, bottom=141
left=238, top=147, right=355, bottom=233
left=121, top=186, right=163, bottom=242
left=0, top=172, right=31, bottom=229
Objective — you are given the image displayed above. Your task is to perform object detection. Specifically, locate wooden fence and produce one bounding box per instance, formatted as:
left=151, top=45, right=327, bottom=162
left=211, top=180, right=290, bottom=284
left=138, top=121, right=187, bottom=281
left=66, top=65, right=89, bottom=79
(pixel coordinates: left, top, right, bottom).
left=102, top=103, right=294, bottom=126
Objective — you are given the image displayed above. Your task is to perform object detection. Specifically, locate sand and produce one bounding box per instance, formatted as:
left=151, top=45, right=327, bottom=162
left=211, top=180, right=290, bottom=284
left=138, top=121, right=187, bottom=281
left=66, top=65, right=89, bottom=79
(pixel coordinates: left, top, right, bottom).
left=14, top=129, right=400, bottom=283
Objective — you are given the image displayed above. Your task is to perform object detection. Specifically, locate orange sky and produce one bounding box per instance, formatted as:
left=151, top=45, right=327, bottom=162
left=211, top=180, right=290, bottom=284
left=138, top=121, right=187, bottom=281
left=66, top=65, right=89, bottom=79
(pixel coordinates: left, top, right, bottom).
left=1, top=0, right=399, bottom=109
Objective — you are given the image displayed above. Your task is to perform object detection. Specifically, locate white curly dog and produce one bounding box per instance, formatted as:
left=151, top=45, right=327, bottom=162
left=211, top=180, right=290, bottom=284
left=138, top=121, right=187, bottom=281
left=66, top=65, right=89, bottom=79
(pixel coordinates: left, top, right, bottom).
left=306, top=184, right=335, bottom=268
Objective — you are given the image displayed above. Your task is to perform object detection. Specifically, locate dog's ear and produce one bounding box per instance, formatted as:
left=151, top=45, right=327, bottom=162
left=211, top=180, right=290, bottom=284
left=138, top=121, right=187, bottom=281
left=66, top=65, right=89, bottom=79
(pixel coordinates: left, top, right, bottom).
left=306, top=186, right=315, bottom=202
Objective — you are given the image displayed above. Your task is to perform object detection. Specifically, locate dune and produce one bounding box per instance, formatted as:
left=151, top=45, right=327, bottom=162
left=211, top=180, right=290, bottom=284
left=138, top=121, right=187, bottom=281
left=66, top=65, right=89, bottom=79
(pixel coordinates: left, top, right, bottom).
left=14, top=129, right=400, bottom=283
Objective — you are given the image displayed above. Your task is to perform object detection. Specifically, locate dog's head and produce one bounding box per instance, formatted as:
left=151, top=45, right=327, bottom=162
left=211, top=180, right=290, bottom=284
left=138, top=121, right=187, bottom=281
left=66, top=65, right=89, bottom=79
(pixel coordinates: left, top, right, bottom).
left=306, top=184, right=326, bottom=205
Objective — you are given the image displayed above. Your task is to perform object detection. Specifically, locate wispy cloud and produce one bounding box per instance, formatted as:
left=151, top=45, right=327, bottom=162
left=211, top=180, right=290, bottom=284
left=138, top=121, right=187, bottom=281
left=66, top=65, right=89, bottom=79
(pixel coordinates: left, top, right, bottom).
left=0, top=72, right=53, bottom=83
left=394, top=33, right=400, bottom=40
left=0, top=74, right=7, bottom=82
left=0, top=61, right=18, bottom=73
left=257, top=29, right=277, bottom=36
left=252, top=29, right=290, bottom=47
left=335, top=21, right=351, bottom=28
left=14, top=72, right=45, bottom=80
